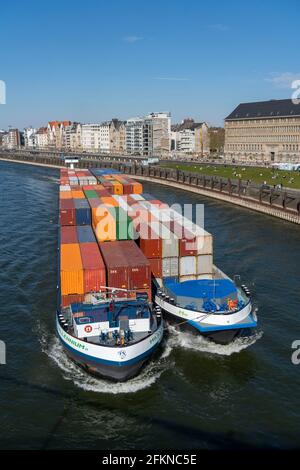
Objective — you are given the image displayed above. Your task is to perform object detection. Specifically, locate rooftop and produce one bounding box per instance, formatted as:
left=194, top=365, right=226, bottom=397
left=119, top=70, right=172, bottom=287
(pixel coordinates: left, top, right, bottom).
left=225, top=99, right=300, bottom=120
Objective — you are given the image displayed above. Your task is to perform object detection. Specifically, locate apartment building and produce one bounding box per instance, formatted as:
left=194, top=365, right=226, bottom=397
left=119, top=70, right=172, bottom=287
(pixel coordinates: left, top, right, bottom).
left=125, top=117, right=145, bottom=155
left=171, top=119, right=210, bottom=155
left=126, top=112, right=171, bottom=156
left=225, top=99, right=300, bottom=163
left=1, top=128, right=21, bottom=149
left=35, top=127, right=48, bottom=148
left=47, top=121, right=71, bottom=149
left=24, top=127, right=37, bottom=148
left=110, top=119, right=126, bottom=153
left=65, top=123, right=82, bottom=151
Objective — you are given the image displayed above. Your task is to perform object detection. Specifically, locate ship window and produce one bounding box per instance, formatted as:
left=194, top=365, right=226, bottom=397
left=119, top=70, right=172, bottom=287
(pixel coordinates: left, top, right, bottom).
left=78, top=317, right=92, bottom=323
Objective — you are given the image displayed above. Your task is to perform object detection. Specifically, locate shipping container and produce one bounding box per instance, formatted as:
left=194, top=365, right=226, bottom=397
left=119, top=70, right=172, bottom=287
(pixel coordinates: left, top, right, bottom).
left=148, top=258, right=162, bottom=278
left=80, top=243, right=106, bottom=293
left=61, top=294, right=84, bottom=308
left=93, top=206, right=117, bottom=242
left=162, top=257, right=179, bottom=278
left=100, top=196, right=119, bottom=207
left=76, top=225, right=96, bottom=243
left=60, top=199, right=75, bottom=226
left=179, top=256, right=197, bottom=276
left=99, top=240, right=150, bottom=293
left=111, top=181, right=123, bottom=195
left=84, top=189, right=99, bottom=199
left=74, top=198, right=91, bottom=226
left=131, top=181, right=143, bottom=194
left=111, top=206, right=135, bottom=240
left=60, top=243, right=84, bottom=295
left=71, top=190, right=85, bottom=199
left=59, top=192, right=72, bottom=200
left=61, top=226, right=78, bottom=244
left=197, top=254, right=213, bottom=275
left=196, top=274, right=213, bottom=280
left=179, top=275, right=197, bottom=282
left=139, top=228, right=162, bottom=258
left=99, top=241, right=129, bottom=293
left=125, top=242, right=151, bottom=289
left=130, top=194, right=144, bottom=201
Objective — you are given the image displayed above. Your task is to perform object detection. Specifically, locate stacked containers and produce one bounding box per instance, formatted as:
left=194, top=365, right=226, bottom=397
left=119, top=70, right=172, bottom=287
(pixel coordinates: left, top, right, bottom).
left=60, top=199, right=76, bottom=226
left=61, top=226, right=78, bottom=244
left=76, top=225, right=96, bottom=244
left=80, top=243, right=106, bottom=293
left=99, top=241, right=151, bottom=299
left=60, top=244, right=84, bottom=297
left=74, top=199, right=92, bottom=226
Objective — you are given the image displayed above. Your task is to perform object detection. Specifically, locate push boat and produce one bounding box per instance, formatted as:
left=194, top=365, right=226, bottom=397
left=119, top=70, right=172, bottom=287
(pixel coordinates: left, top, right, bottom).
left=154, top=271, right=257, bottom=345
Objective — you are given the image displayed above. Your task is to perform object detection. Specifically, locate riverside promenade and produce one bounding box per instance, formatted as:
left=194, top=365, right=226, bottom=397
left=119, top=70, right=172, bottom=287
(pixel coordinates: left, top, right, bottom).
left=1, top=150, right=300, bottom=225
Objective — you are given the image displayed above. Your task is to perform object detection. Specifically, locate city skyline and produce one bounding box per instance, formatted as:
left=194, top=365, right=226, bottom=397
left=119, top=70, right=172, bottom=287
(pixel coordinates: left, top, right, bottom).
left=0, top=0, right=299, bottom=129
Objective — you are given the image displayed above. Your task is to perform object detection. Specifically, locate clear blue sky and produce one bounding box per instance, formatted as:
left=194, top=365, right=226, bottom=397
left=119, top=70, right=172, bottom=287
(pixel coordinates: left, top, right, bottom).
left=0, top=0, right=299, bottom=129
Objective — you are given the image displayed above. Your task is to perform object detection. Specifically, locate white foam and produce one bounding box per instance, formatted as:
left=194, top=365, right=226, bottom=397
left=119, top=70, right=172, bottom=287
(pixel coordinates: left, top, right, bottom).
left=166, top=323, right=263, bottom=356
left=40, top=329, right=174, bottom=395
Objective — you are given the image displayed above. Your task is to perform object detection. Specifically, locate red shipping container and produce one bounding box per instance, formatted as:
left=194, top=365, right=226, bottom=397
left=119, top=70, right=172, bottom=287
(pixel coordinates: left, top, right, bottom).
left=61, top=226, right=78, bottom=244
left=160, top=219, right=197, bottom=256
left=80, top=243, right=106, bottom=293
left=101, top=182, right=114, bottom=195
left=60, top=199, right=75, bottom=226
left=99, top=241, right=129, bottom=294
left=170, top=220, right=197, bottom=256
left=139, top=229, right=162, bottom=258
left=61, top=294, right=84, bottom=308
left=148, top=258, right=162, bottom=278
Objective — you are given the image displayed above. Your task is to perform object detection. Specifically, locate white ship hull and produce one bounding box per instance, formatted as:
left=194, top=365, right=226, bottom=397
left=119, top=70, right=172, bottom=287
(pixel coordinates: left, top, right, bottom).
left=155, top=295, right=257, bottom=345
left=56, top=314, right=164, bottom=381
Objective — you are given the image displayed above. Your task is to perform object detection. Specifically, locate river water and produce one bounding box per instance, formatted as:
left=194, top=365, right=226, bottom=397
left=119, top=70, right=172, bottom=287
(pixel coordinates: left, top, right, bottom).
left=0, top=161, right=300, bottom=449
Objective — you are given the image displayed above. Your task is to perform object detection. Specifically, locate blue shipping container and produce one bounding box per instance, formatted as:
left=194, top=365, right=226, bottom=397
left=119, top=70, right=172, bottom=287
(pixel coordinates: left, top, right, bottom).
left=74, top=199, right=91, bottom=226
left=76, top=225, right=96, bottom=243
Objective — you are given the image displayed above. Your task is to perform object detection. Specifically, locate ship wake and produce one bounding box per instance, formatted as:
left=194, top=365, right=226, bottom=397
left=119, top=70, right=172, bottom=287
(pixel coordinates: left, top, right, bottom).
left=167, top=323, right=263, bottom=356
left=41, top=332, right=173, bottom=395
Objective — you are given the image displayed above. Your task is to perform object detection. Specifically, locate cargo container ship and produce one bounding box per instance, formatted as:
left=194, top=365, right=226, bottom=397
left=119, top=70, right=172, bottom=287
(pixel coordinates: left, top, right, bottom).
left=58, top=168, right=163, bottom=381
left=57, top=167, right=257, bottom=382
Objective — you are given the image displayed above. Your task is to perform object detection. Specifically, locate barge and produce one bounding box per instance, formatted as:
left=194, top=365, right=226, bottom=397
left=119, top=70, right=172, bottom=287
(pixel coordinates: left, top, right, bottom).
left=57, top=167, right=257, bottom=382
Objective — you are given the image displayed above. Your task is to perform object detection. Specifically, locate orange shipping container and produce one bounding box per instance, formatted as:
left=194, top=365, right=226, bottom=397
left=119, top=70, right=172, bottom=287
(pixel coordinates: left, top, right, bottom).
left=100, top=196, right=119, bottom=207
left=111, top=181, right=123, bottom=195
left=71, top=190, right=85, bottom=199
left=60, top=244, right=84, bottom=295
left=131, top=182, right=143, bottom=194
left=59, top=192, right=73, bottom=200
left=93, top=210, right=117, bottom=242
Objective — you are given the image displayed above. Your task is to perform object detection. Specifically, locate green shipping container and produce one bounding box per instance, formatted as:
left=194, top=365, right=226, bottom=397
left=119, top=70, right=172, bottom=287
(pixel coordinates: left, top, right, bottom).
left=84, top=190, right=99, bottom=199
left=108, top=207, right=135, bottom=240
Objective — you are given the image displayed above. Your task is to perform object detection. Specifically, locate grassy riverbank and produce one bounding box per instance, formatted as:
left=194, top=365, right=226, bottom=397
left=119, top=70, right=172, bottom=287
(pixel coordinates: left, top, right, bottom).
left=161, top=163, right=300, bottom=189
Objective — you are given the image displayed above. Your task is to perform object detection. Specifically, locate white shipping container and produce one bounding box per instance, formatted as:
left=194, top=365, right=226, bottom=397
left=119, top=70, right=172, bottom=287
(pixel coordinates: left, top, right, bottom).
left=179, top=256, right=197, bottom=276
left=162, top=257, right=179, bottom=278
left=130, top=194, right=144, bottom=201
left=197, top=254, right=213, bottom=275
left=179, top=275, right=197, bottom=282
left=149, top=223, right=179, bottom=258
left=60, top=185, right=71, bottom=192
left=196, top=233, right=213, bottom=255
left=196, top=274, right=213, bottom=280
